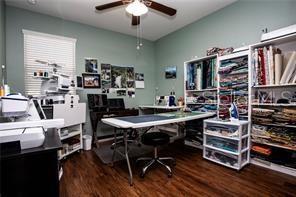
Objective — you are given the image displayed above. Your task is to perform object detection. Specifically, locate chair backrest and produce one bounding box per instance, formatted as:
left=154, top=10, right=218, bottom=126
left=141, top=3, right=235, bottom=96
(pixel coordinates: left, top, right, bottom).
left=107, top=98, right=125, bottom=111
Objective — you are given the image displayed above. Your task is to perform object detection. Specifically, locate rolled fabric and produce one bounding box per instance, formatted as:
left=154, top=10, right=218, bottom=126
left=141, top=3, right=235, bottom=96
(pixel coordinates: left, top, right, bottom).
left=274, top=54, right=282, bottom=85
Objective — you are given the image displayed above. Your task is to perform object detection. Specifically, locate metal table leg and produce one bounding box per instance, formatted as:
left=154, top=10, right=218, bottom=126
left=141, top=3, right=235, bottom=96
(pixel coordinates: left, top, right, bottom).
left=124, top=129, right=133, bottom=186
left=111, top=128, right=117, bottom=166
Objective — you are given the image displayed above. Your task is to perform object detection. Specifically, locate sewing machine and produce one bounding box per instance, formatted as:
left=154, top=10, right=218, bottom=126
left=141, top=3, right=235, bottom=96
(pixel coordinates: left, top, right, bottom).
left=0, top=94, right=64, bottom=150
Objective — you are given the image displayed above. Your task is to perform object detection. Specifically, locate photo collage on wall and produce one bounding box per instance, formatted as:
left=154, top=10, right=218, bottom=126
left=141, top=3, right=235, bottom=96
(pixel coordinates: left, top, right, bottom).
left=108, top=64, right=136, bottom=98
left=79, top=57, right=143, bottom=98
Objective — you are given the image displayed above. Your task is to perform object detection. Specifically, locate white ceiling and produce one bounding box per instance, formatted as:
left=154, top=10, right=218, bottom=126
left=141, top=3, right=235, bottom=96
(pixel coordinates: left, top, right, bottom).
left=5, top=0, right=236, bottom=41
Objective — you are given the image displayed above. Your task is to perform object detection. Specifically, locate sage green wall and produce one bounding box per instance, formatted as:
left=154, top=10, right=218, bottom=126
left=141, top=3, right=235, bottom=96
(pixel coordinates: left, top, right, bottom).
left=155, top=0, right=296, bottom=98
left=0, top=0, right=5, bottom=81
left=5, top=6, right=156, bottom=136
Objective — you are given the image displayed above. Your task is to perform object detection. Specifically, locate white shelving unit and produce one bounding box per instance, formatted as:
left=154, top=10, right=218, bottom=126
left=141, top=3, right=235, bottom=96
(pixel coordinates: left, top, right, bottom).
left=217, top=50, right=250, bottom=121
left=203, top=119, right=250, bottom=170
left=183, top=55, right=218, bottom=149
left=58, top=124, right=83, bottom=160
left=249, top=33, right=296, bottom=176
left=184, top=54, right=218, bottom=113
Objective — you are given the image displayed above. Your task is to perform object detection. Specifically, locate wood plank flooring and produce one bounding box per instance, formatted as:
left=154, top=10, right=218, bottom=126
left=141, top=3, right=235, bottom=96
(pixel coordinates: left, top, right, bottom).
left=60, top=142, right=296, bottom=197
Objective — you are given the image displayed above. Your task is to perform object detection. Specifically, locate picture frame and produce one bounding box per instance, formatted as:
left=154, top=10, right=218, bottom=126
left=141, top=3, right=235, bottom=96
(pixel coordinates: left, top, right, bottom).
left=85, top=58, right=98, bottom=73
left=82, top=73, right=101, bottom=88
left=165, top=66, right=177, bottom=79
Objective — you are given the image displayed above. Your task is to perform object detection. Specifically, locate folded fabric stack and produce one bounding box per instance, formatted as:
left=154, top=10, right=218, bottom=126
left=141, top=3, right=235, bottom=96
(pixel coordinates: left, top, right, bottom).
left=218, top=56, right=249, bottom=120
left=252, top=108, right=275, bottom=117
left=272, top=111, right=296, bottom=124
left=252, top=124, right=269, bottom=136
left=251, top=145, right=272, bottom=156
left=218, top=57, right=248, bottom=75
left=252, top=108, right=296, bottom=149
left=197, top=104, right=217, bottom=113
left=268, top=127, right=296, bottom=147
left=252, top=108, right=275, bottom=124
left=205, top=124, right=238, bottom=137
left=218, top=105, right=230, bottom=119
left=206, top=47, right=234, bottom=56
left=207, top=136, right=238, bottom=152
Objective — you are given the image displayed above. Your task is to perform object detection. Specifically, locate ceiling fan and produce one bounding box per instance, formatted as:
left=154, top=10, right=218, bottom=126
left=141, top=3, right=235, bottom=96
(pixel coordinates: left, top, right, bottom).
left=95, top=0, right=177, bottom=26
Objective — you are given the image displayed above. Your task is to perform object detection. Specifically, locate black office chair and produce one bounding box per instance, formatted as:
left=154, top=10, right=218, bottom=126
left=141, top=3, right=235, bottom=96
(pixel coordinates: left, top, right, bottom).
left=136, top=132, right=175, bottom=178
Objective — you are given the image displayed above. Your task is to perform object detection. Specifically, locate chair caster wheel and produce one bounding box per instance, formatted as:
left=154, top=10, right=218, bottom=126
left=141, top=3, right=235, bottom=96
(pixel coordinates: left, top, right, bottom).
left=168, top=173, right=172, bottom=178
left=140, top=172, right=145, bottom=178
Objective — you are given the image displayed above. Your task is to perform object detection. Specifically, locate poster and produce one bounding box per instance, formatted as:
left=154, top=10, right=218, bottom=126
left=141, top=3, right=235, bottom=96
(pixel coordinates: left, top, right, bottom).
left=126, top=66, right=135, bottom=88
left=101, top=64, right=111, bottom=93
left=82, top=73, right=100, bottom=88
left=135, top=73, right=145, bottom=89
left=111, top=66, right=127, bottom=88
left=165, top=66, right=177, bottom=79
left=85, top=58, right=98, bottom=73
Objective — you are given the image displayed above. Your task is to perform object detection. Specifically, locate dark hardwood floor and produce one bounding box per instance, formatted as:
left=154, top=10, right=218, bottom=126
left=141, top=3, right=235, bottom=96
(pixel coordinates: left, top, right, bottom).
left=60, top=142, right=296, bottom=197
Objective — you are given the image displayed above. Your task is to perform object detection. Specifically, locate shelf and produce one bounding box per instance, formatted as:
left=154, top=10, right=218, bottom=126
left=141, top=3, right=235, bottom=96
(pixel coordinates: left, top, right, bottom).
left=33, top=76, right=51, bottom=80
left=253, top=83, right=296, bottom=88
left=60, top=130, right=81, bottom=140
left=184, top=54, right=217, bottom=64
left=187, top=102, right=217, bottom=105
left=204, top=119, right=249, bottom=126
left=252, top=103, right=296, bottom=107
left=204, top=131, right=240, bottom=141
left=204, top=144, right=239, bottom=155
left=219, top=71, right=249, bottom=76
left=58, top=146, right=81, bottom=160
left=184, top=140, right=203, bottom=150
left=258, top=123, right=296, bottom=129
left=251, top=158, right=296, bottom=177
left=251, top=140, right=296, bottom=151
left=250, top=33, right=296, bottom=49
left=251, top=134, right=270, bottom=139
left=186, top=88, right=217, bottom=92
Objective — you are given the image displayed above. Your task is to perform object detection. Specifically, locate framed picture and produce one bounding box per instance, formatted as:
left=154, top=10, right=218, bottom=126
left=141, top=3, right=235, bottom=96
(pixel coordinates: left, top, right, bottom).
left=82, top=73, right=101, bottom=88
left=165, top=66, right=177, bottom=79
left=85, top=58, right=98, bottom=73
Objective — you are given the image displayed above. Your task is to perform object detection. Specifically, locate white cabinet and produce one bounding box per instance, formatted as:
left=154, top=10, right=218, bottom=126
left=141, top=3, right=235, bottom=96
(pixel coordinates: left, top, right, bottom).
left=249, top=33, right=296, bottom=176
left=203, top=119, right=250, bottom=170
left=58, top=123, right=83, bottom=160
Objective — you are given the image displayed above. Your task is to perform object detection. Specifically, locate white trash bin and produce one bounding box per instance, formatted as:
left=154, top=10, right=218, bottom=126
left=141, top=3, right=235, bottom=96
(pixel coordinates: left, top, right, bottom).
left=83, top=135, right=92, bottom=150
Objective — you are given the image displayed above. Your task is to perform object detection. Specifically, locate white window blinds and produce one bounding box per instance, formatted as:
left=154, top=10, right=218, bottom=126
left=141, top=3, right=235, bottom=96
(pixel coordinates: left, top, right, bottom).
left=23, top=30, right=76, bottom=96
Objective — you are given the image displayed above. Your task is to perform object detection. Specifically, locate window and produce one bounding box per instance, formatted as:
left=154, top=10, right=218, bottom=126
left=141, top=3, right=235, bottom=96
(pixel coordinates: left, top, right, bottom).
left=23, top=30, right=76, bottom=96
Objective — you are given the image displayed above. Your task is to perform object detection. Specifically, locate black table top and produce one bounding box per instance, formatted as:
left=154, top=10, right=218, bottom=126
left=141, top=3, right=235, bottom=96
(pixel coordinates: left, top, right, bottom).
left=1, top=129, right=62, bottom=159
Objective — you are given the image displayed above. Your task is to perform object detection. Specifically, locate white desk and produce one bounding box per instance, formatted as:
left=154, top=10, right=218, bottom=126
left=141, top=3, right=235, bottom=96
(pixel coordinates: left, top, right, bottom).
left=102, top=111, right=214, bottom=185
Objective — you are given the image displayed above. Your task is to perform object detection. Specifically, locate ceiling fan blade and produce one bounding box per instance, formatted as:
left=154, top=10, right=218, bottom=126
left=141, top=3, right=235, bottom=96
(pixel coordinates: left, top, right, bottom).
left=95, top=1, right=125, bottom=11
left=146, top=0, right=176, bottom=16
left=132, top=15, right=140, bottom=26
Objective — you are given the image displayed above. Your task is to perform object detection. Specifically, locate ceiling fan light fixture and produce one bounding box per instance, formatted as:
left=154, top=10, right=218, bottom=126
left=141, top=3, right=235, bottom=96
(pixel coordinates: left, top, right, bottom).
left=126, top=0, right=148, bottom=16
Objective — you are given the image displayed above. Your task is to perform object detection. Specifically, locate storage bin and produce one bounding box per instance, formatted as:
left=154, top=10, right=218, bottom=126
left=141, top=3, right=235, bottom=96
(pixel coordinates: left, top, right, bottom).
left=83, top=135, right=92, bottom=150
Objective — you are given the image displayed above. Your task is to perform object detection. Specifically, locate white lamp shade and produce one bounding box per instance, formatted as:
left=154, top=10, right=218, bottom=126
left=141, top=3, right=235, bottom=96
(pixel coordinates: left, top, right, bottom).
left=126, top=0, right=148, bottom=16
